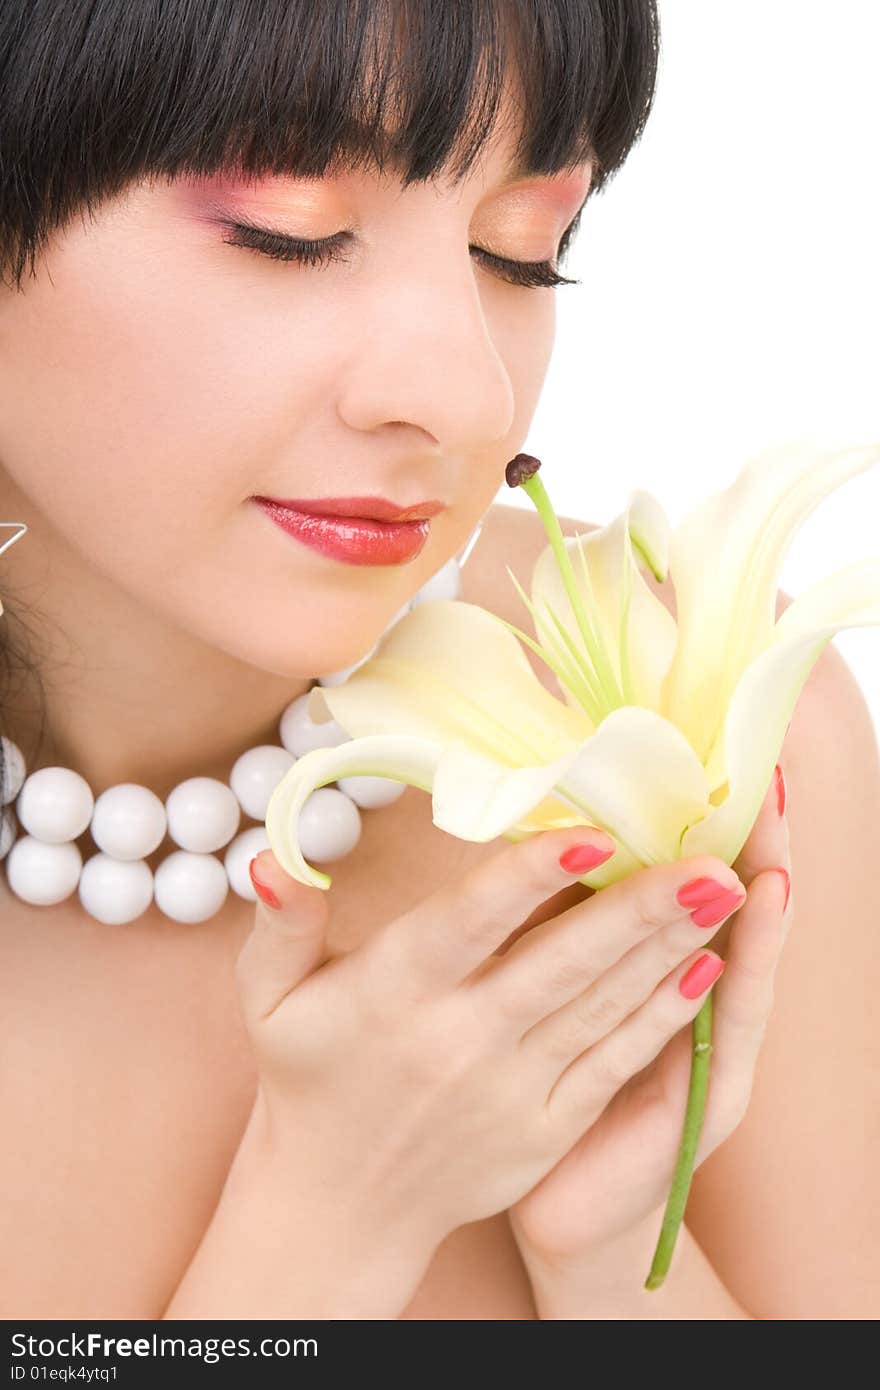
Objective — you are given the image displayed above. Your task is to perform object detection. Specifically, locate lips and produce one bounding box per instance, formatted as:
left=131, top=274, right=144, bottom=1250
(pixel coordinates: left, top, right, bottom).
left=255, top=495, right=447, bottom=522
left=252, top=497, right=436, bottom=565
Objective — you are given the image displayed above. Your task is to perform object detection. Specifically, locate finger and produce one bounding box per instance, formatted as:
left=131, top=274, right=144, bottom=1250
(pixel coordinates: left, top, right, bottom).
left=701, top=863, right=790, bottom=1132
left=372, top=826, right=618, bottom=994
left=520, top=876, right=747, bottom=1067
left=716, top=761, right=792, bottom=959
left=545, top=948, right=726, bottom=1133
left=467, top=854, right=745, bottom=1033
left=234, top=848, right=331, bottom=1024
left=733, top=762, right=790, bottom=887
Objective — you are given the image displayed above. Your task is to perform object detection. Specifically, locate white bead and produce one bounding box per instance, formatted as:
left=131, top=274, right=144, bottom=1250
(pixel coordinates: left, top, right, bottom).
left=91, top=783, right=167, bottom=860
left=298, top=786, right=362, bottom=863
left=336, top=775, right=407, bottom=809
left=78, top=853, right=154, bottom=925
left=280, top=691, right=350, bottom=757
left=408, top=556, right=461, bottom=606
left=16, top=766, right=94, bottom=843
left=5, top=834, right=82, bottom=905
left=229, top=745, right=295, bottom=821
left=165, top=777, right=241, bottom=853
left=224, top=825, right=271, bottom=899
left=153, top=850, right=229, bottom=923
left=0, top=806, right=18, bottom=859
left=0, top=736, right=26, bottom=805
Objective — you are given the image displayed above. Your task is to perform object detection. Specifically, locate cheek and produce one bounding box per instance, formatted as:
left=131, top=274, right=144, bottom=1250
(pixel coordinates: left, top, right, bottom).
left=466, top=288, right=555, bottom=517
left=0, top=216, right=337, bottom=584
left=498, top=292, right=556, bottom=440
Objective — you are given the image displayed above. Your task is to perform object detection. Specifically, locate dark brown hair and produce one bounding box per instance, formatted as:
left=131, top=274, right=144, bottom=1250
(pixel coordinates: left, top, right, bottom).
left=0, top=0, right=660, bottom=802
left=0, top=0, right=660, bottom=291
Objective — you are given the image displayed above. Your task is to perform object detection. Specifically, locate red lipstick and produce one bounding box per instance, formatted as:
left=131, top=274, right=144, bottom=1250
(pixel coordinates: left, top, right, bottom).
left=252, top=495, right=445, bottom=565
left=261, top=496, right=446, bottom=522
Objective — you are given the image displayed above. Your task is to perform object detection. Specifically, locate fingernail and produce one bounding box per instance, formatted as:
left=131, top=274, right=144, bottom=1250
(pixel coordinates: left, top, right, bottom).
left=249, top=855, right=281, bottom=909
left=676, top=875, right=734, bottom=908
left=559, top=841, right=615, bottom=873
left=689, top=888, right=746, bottom=928
left=772, top=865, right=791, bottom=912
left=774, top=763, right=786, bottom=817
left=679, top=953, right=725, bottom=999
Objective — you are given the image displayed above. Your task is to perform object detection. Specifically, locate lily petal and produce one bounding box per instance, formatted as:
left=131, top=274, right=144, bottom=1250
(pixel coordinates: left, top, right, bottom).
left=548, top=705, right=711, bottom=879
left=432, top=742, right=642, bottom=888
left=430, top=740, right=593, bottom=843
left=684, top=554, right=880, bottom=866
left=313, top=598, right=591, bottom=765
left=773, top=554, right=880, bottom=645
left=530, top=499, right=677, bottom=713
left=663, top=439, right=880, bottom=762
left=265, top=734, right=443, bottom=889
left=627, top=489, right=671, bottom=583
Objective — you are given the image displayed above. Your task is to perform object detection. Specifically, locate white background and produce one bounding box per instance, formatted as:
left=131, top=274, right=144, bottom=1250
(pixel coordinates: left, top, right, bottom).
left=510, top=0, right=880, bottom=735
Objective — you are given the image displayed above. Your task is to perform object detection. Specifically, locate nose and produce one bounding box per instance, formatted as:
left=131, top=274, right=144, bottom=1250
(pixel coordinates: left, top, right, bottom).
left=336, top=254, right=517, bottom=454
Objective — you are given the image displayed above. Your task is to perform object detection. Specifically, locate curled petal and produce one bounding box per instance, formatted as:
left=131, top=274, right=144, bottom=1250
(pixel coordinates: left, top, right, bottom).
left=627, top=489, right=671, bottom=582
left=265, top=735, right=443, bottom=889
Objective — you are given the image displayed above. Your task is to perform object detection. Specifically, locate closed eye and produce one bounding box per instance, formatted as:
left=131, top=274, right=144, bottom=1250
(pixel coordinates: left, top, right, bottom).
left=219, top=218, right=581, bottom=289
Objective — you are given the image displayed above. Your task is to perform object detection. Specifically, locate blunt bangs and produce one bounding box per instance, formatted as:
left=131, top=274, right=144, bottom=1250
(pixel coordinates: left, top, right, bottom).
left=0, top=0, right=659, bottom=290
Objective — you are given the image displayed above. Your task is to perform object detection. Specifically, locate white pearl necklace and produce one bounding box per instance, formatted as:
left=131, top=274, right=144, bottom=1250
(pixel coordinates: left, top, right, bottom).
left=0, top=530, right=480, bottom=926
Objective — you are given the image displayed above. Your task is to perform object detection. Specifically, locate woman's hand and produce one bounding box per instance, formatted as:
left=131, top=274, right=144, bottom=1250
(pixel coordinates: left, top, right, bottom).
left=506, top=766, right=792, bottom=1296
left=227, top=808, right=769, bottom=1315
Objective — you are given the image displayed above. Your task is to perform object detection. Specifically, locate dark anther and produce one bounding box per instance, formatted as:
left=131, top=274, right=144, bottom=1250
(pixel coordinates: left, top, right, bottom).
left=505, top=453, right=542, bottom=488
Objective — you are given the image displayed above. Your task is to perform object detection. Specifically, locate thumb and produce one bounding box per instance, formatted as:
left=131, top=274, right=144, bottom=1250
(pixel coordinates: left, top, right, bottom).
left=235, top=848, right=331, bottom=1023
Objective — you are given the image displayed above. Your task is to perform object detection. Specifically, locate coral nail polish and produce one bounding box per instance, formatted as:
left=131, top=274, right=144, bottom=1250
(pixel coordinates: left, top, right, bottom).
left=679, top=953, right=725, bottom=999
left=559, top=842, right=615, bottom=873
left=249, top=856, right=281, bottom=909
left=772, top=866, right=791, bottom=911
left=689, top=888, right=746, bottom=929
left=774, top=763, right=787, bottom=817
left=676, top=875, right=732, bottom=908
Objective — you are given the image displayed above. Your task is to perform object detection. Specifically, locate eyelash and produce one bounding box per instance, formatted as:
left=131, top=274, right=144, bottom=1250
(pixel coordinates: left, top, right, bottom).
left=219, top=219, right=580, bottom=289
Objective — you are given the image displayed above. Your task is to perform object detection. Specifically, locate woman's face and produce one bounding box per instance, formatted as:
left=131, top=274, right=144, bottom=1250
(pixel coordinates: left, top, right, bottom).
left=0, top=126, right=591, bottom=680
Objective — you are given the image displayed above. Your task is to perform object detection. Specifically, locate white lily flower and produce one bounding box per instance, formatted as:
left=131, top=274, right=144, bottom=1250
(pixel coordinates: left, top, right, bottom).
left=263, top=440, right=880, bottom=1293
left=266, top=441, right=880, bottom=891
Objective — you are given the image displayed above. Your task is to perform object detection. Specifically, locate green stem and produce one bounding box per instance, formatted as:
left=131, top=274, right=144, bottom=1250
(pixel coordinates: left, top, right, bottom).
left=644, top=994, right=713, bottom=1290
